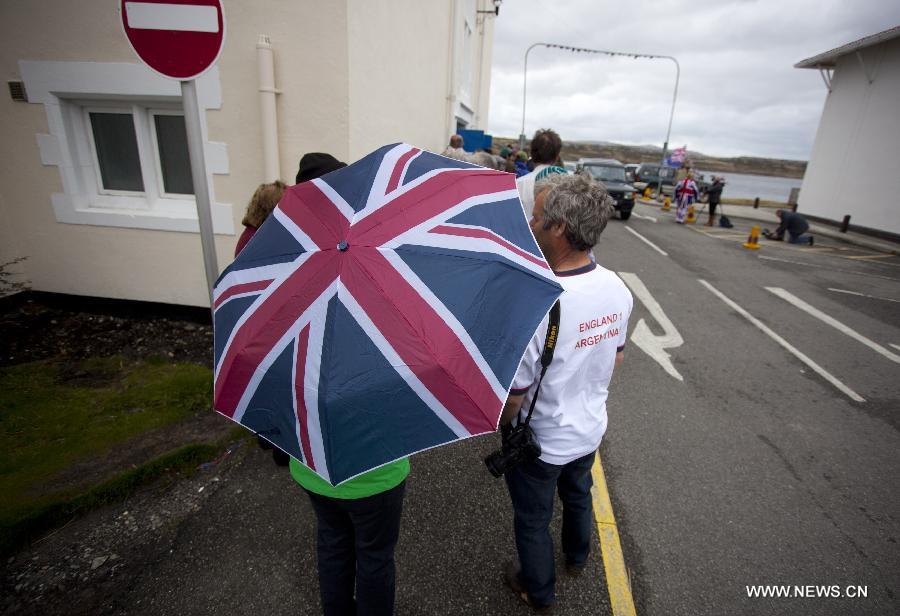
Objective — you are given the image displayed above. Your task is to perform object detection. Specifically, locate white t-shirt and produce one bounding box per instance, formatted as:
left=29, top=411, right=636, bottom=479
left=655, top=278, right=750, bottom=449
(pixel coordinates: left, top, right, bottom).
left=515, top=164, right=551, bottom=218
left=510, top=263, right=633, bottom=465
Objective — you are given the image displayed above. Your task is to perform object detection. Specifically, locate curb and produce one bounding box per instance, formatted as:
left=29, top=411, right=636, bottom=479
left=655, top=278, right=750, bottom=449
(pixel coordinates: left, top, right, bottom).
left=635, top=198, right=898, bottom=255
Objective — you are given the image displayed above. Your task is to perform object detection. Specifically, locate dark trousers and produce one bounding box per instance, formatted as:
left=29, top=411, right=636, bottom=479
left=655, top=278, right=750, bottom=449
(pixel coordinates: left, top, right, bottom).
left=304, top=481, right=406, bottom=616
left=505, top=450, right=596, bottom=606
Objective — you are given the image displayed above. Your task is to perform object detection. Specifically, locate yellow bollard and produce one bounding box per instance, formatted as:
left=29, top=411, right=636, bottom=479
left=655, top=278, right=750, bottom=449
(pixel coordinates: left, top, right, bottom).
left=686, top=204, right=696, bottom=223
left=642, top=187, right=651, bottom=200
left=662, top=196, right=671, bottom=211
left=743, top=225, right=762, bottom=250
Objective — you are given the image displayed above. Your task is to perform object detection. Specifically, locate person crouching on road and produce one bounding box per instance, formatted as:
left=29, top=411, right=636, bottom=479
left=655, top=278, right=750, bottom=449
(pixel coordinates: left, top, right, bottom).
left=766, top=209, right=815, bottom=245
left=501, top=173, right=634, bottom=612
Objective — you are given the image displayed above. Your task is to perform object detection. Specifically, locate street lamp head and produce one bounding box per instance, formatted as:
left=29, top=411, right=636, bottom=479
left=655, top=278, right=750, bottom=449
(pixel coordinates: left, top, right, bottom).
left=478, top=0, right=502, bottom=15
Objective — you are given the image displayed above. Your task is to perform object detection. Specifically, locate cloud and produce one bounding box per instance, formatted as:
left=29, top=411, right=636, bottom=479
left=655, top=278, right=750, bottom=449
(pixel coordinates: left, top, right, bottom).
left=487, top=0, right=900, bottom=159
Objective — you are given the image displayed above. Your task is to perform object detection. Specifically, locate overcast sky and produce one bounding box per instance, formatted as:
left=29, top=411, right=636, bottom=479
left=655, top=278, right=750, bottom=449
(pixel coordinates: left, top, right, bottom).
left=487, top=0, right=900, bottom=160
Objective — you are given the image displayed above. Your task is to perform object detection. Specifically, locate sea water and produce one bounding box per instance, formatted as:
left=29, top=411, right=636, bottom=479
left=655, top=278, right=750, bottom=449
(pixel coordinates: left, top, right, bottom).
left=696, top=170, right=802, bottom=203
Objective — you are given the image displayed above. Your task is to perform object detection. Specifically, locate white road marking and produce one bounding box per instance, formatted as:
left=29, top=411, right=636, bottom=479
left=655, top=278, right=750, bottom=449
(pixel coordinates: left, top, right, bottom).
left=766, top=287, right=900, bottom=365
left=624, top=226, right=668, bottom=256
left=757, top=255, right=900, bottom=282
left=125, top=2, right=219, bottom=32
left=891, top=343, right=900, bottom=352
left=699, top=280, right=865, bottom=402
left=630, top=212, right=657, bottom=222
left=618, top=272, right=684, bottom=381
left=827, top=287, right=900, bottom=304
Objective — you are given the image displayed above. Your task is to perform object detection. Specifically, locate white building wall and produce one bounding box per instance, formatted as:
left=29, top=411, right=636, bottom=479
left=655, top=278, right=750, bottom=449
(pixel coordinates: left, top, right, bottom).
left=473, top=1, right=496, bottom=131
left=0, top=0, right=493, bottom=306
left=798, top=38, right=900, bottom=235
left=1, top=1, right=354, bottom=307
left=346, top=0, right=454, bottom=158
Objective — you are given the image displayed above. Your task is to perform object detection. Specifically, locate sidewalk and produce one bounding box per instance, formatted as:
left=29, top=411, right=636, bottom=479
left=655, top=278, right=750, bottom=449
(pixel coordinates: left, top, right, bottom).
left=635, top=198, right=899, bottom=254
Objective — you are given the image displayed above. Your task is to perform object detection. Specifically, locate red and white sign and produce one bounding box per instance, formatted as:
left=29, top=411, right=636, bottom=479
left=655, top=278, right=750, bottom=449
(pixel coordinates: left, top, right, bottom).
left=121, top=0, right=225, bottom=80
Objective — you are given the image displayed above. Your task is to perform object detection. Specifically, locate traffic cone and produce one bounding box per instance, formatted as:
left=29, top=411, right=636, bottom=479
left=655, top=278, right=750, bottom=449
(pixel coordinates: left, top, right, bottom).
left=686, top=204, right=696, bottom=223
left=743, top=225, right=762, bottom=250
left=643, top=187, right=651, bottom=200
left=662, top=196, right=671, bottom=211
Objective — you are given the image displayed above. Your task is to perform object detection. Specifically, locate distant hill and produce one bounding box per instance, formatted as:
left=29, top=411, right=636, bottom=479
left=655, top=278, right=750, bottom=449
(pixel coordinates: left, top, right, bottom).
left=494, top=138, right=807, bottom=179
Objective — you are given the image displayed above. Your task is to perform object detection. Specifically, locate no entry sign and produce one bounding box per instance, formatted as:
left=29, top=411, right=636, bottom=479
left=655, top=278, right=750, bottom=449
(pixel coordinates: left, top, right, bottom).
left=121, top=0, right=225, bottom=80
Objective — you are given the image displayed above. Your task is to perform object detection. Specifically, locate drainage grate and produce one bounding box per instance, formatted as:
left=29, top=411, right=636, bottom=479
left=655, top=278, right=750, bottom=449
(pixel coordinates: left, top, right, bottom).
left=8, top=81, right=27, bottom=102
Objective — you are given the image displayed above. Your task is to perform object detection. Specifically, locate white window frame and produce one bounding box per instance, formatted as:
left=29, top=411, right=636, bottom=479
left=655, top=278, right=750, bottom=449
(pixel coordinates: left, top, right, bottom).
left=148, top=109, right=195, bottom=200
left=82, top=104, right=149, bottom=202
left=20, top=61, right=232, bottom=235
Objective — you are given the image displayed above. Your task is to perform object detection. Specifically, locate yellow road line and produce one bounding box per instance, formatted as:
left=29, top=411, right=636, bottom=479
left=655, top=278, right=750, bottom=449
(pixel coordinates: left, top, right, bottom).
left=844, top=253, right=896, bottom=260
left=591, top=452, right=637, bottom=616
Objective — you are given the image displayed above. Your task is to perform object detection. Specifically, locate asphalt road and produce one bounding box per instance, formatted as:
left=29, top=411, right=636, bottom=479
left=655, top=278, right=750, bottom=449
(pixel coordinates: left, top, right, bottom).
left=5, top=200, right=898, bottom=616
left=597, top=201, right=900, bottom=616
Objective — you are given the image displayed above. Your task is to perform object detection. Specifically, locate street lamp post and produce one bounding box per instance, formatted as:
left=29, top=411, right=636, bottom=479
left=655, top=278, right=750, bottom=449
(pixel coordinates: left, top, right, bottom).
left=519, top=43, right=680, bottom=164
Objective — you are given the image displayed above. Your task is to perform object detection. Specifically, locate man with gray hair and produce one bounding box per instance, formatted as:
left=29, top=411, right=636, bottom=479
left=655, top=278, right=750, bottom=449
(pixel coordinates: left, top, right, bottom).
left=500, top=173, right=633, bottom=611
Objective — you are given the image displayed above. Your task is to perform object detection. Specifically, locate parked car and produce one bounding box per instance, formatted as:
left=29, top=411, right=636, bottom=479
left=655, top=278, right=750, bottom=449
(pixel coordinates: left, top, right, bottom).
left=576, top=158, right=635, bottom=220
left=632, top=163, right=677, bottom=196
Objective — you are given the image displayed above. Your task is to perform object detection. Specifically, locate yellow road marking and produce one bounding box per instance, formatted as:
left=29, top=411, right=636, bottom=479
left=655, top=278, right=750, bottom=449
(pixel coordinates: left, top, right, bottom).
left=591, top=452, right=637, bottom=616
left=845, top=253, right=897, bottom=260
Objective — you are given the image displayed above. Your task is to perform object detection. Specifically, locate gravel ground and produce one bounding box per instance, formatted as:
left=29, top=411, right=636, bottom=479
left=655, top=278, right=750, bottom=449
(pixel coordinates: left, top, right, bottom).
left=0, top=293, right=213, bottom=369
left=1, top=442, right=247, bottom=616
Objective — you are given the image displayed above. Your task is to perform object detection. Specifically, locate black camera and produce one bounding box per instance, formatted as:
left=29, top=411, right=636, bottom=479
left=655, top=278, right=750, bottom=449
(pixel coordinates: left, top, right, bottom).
left=484, top=422, right=542, bottom=477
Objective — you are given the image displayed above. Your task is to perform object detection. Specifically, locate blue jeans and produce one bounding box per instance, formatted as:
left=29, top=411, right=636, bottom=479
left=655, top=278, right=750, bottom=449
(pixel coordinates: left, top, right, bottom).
left=305, top=481, right=405, bottom=616
left=788, top=231, right=812, bottom=244
left=505, top=450, right=597, bottom=606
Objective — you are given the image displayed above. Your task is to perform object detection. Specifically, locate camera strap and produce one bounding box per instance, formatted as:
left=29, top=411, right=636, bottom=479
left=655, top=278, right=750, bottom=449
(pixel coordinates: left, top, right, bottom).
left=520, top=299, right=560, bottom=428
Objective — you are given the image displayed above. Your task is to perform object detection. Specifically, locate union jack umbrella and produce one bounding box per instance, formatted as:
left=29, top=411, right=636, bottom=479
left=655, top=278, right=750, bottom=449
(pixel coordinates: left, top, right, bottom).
left=213, top=144, right=562, bottom=485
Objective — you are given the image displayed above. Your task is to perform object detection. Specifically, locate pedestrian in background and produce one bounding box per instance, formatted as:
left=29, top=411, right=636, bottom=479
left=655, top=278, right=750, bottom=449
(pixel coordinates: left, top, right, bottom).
left=515, top=129, right=564, bottom=215
left=673, top=172, right=699, bottom=224
left=500, top=173, right=633, bottom=612
left=514, top=150, right=530, bottom=178
left=706, top=176, right=724, bottom=226
left=441, top=134, right=469, bottom=161
left=235, top=181, right=287, bottom=257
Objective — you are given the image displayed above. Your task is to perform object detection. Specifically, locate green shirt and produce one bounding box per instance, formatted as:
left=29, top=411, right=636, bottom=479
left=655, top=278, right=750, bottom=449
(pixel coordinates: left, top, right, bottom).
left=290, top=457, right=410, bottom=500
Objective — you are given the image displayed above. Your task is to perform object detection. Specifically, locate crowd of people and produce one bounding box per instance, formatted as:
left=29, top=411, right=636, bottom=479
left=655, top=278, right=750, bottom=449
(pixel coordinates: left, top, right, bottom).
left=231, top=129, right=633, bottom=615
left=440, top=132, right=569, bottom=181
left=231, top=126, right=812, bottom=615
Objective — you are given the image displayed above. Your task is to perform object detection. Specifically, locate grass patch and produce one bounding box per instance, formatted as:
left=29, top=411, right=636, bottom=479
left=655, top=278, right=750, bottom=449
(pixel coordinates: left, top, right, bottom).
left=0, top=443, right=220, bottom=556
left=0, top=356, right=214, bottom=554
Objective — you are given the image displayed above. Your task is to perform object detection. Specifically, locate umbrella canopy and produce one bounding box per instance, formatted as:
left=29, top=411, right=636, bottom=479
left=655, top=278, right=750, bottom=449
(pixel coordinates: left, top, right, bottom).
left=213, top=143, right=562, bottom=485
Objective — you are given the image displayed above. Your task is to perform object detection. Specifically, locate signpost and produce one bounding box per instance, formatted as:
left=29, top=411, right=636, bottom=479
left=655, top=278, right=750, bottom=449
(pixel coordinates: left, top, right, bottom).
left=120, top=0, right=226, bottom=306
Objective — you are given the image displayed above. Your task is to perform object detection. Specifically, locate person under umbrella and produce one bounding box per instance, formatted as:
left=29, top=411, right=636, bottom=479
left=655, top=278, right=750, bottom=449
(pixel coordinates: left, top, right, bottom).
left=294, top=152, right=407, bottom=616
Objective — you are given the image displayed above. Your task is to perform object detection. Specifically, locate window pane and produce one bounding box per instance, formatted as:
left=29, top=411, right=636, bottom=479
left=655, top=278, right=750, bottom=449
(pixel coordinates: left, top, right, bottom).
left=154, top=115, right=194, bottom=195
left=89, top=112, right=144, bottom=192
